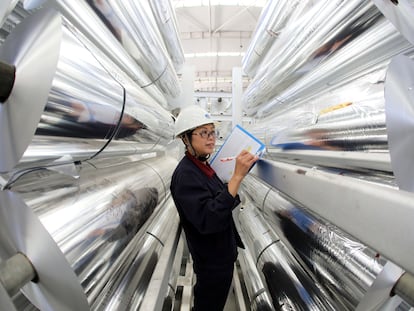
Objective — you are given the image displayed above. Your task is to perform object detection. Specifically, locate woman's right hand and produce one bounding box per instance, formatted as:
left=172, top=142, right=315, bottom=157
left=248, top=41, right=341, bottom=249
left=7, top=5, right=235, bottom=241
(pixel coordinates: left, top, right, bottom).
left=234, top=149, right=259, bottom=179
left=227, top=150, right=259, bottom=197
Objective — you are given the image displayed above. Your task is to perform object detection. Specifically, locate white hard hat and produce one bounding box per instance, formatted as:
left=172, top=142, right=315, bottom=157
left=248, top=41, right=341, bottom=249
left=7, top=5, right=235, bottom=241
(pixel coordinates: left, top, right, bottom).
left=175, top=105, right=214, bottom=137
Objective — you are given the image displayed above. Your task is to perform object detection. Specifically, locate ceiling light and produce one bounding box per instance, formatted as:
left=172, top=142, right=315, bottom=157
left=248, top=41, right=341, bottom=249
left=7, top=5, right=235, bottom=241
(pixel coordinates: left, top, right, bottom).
left=173, top=0, right=266, bottom=8
left=185, top=52, right=245, bottom=58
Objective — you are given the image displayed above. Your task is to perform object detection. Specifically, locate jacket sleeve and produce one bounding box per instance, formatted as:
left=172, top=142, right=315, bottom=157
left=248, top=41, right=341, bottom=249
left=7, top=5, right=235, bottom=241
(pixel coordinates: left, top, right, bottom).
left=171, top=167, right=239, bottom=235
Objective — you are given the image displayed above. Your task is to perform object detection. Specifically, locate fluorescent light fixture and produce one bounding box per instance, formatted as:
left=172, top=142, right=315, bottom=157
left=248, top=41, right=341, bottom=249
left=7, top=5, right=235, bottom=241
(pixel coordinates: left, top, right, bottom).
left=185, top=52, right=245, bottom=58
left=194, top=76, right=250, bottom=83
left=173, top=0, right=266, bottom=8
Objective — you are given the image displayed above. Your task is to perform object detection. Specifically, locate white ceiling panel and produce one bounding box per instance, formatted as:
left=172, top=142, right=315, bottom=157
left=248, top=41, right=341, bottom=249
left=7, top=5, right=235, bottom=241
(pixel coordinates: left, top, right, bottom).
left=172, top=1, right=265, bottom=93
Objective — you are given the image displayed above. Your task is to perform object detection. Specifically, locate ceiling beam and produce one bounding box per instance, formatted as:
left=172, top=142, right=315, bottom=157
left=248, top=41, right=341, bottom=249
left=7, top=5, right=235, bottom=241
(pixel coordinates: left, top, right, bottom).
left=213, top=5, right=256, bottom=34
left=175, top=10, right=208, bottom=30
left=180, top=31, right=252, bottom=40
left=195, top=91, right=232, bottom=98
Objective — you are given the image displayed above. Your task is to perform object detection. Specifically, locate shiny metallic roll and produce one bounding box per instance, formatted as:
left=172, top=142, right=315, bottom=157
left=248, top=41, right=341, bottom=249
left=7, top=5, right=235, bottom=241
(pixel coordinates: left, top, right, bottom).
left=12, top=291, right=38, bottom=311
left=41, top=0, right=168, bottom=108
left=0, top=281, right=17, bottom=311
left=236, top=201, right=340, bottom=310
left=242, top=0, right=301, bottom=78
left=0, top=0, right=19, bottom=28
left=90, top=198, right=179, bottom=310
left=83, top=0, right=181, bottom=99
left=255, top=19, right=414, bottom=117
left=384, top=54, right=414, bottom=192
left=243, top=0, right=382, bottom=114
left=0, top=8, right=64, bottom=173
left=5, top=155, right=177, bottom=307
left=373, top=0, right=414, bottom=46
left=237, top=248, right=274, bottom=310
left=148, top=229, right=184, bottom=311
left=0, top=3, right=30, bottom=45
left=0, top=7, right=174, bottom=174
left=0, top=190, right=89, bottom=310
left=242, top=175, right=390, bottom=309
left=245, top=76, right=394, bottom=175
left=268, top=97, right=388, bottom=152
left=148, top=0, right=185, bottom=72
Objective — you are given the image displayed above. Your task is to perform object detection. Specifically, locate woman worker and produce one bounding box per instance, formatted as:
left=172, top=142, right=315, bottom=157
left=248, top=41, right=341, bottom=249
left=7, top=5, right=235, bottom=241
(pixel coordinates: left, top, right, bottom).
left=170, top=105, right=258, bottom=311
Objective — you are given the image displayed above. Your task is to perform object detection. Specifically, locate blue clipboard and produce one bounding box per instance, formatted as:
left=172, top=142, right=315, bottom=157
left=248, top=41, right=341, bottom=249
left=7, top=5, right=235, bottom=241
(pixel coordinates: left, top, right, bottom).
left=210, top=124, right=265, bottom=182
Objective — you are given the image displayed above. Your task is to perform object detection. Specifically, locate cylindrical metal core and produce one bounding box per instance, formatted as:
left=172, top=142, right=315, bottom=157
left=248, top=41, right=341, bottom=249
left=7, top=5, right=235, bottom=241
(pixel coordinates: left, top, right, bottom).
left=0, top=253, right=37, bottom=297
left=392, top=272, right=414, bottom=308
left=0, top=60, right=15, bottom=103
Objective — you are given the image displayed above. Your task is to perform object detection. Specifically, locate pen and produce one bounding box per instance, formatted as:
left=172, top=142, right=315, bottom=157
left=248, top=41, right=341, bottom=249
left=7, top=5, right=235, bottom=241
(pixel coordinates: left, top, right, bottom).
left=220, top=156, right=235, bottom=162
left=220, top=151, right=263, bottom=162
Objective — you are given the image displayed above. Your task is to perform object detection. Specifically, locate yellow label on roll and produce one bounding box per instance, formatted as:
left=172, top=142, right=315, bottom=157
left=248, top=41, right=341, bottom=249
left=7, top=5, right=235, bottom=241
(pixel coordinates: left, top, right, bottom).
left=319, top=102, right=352, bottom=115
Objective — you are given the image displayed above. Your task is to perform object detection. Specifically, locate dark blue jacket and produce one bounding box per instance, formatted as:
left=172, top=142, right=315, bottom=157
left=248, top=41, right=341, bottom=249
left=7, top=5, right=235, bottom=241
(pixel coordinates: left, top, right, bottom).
left=170, top=154, right=244, bottom=270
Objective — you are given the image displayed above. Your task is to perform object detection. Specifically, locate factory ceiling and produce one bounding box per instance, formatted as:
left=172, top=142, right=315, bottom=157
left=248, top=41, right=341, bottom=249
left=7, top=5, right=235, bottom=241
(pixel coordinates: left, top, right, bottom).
left=172, top=0, right=266, bottom=94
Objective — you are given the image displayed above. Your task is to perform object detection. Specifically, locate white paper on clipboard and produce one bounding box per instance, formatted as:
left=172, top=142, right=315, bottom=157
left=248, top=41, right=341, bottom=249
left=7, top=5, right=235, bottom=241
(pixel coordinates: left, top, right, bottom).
left=210, top=125, right=265, bottom=182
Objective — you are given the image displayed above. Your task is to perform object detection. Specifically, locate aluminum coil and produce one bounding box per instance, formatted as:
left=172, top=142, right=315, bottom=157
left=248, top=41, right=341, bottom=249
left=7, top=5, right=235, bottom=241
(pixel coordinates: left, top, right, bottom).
left=0, top=7, right=174, bottom=174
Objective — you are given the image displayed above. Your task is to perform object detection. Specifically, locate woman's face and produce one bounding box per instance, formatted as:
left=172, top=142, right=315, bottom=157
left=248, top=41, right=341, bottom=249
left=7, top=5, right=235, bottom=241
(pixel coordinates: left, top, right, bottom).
left=190, top=123, right=216, bottom=156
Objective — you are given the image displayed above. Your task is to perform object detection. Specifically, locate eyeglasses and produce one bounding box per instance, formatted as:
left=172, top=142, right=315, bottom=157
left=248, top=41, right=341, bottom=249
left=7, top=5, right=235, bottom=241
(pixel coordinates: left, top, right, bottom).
left=192, top=130, right=217, bottom=139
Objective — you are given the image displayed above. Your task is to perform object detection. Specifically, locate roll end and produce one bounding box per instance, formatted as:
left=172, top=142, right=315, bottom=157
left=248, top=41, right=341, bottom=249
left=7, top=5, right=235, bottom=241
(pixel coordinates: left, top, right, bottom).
left=0, top=61, right=16, bottom=103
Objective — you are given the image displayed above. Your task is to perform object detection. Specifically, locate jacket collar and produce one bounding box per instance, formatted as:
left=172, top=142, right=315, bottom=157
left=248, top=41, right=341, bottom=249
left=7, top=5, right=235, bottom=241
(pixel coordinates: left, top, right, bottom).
left=185, top=151, right=215, bottom=178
